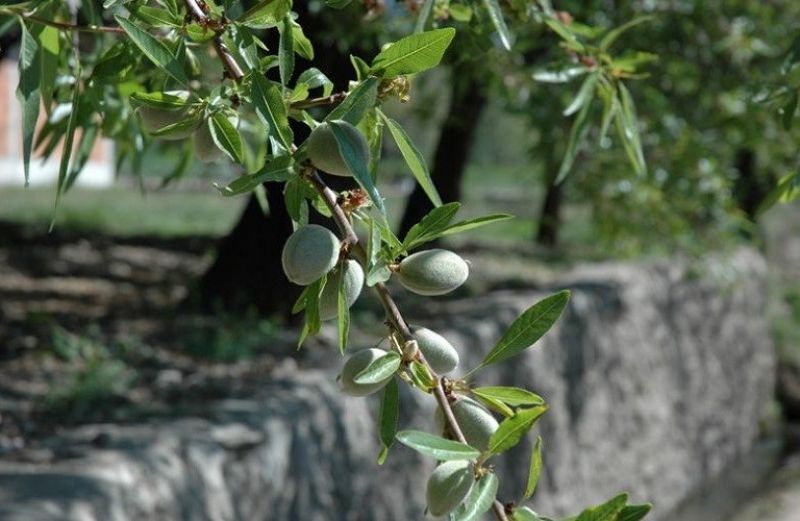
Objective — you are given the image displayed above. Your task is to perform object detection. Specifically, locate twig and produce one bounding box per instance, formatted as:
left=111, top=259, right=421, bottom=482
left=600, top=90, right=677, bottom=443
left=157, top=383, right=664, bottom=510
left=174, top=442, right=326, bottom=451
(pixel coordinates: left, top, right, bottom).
left=291, top=92, right=348, bottom=110
left=182, top=0, right=245, bottom=82
left=307, top=169, right=509, bottom=521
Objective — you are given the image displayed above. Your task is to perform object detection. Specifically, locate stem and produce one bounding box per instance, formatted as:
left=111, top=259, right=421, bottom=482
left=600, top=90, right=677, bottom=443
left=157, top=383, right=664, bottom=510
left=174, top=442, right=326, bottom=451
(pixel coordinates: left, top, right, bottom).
left=307, top=169, right=509, bottom=521
left=182, top=0, right=245, bottom=82
left=290, top=92, right=348, bottom=110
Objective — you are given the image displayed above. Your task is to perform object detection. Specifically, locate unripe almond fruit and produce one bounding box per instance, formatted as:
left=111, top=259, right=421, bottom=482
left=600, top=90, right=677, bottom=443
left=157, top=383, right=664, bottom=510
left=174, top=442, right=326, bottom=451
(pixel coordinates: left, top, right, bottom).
left=397, top=249, right=469, bottom=296
left=339, top=348, right=393, bottom=396
left=435, top=396, right=499, bottom=452
left=319, top=259, right=365, bottom=321
left=410, top=325, right=459, bottom=374
left=281, top=224, right=340, bottom=286
left=307, top=121, right=369, bottom=177
left=426, top=460, right=474, bottom=517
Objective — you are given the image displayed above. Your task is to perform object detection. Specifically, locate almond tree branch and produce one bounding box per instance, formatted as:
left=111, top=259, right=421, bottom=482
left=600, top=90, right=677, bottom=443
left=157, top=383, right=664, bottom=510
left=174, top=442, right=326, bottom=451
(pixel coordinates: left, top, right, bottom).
left=10, top=12, right=125, bottom=34
left=182, top=0, right=245, bottom=82
left=307, top=169, right=509, bottom=521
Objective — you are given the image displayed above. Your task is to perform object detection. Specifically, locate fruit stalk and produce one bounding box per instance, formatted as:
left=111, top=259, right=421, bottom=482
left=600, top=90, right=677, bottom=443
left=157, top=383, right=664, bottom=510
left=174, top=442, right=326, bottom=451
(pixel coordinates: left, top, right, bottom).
left=307, top=169, right=509, bottom=521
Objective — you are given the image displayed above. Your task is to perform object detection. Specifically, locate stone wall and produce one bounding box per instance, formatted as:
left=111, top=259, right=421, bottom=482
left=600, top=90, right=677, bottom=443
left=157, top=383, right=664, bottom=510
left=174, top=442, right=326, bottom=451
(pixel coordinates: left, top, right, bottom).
left=0, top=249, right=774, bottom=520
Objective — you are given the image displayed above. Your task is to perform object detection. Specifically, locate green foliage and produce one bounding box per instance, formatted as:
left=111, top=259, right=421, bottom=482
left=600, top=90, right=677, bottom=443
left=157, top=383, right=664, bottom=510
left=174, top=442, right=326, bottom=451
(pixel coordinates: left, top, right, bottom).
left=4, top=1, right=655, bottom=518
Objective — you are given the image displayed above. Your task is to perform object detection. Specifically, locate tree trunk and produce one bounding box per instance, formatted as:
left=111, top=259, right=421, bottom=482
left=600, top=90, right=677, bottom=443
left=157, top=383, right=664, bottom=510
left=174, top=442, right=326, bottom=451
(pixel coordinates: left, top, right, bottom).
left=397, top=66, right=488, bottom=238
left=535, top=179, right=563, bottom=247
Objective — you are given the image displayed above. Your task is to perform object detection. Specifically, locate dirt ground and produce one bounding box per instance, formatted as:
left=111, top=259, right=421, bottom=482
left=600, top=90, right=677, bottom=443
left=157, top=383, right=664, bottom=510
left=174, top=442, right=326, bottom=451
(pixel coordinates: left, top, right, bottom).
left=0, top=223, right=294, bottom=453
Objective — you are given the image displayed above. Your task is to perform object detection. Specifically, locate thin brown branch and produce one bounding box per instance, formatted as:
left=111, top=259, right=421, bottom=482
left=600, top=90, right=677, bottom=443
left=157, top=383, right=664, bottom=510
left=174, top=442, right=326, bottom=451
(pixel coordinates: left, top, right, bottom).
left=182, top=0, right=245, bottom=82
left=291, top=92, right=348, bottom=110
left=307, top=168, right=509, bottom=521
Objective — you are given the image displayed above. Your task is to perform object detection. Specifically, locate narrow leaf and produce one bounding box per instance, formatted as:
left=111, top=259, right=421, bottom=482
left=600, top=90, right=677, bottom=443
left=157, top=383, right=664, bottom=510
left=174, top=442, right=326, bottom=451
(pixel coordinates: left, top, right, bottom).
left=337, top=261, right=351, bottom=354
left=599, top=16, right=654, bottom=51
left=471, top=387, right=545, bottom=407
left=437, top=214, right=514, bottom=238
left=354, top=351, right=402, bottom=384
left=328, top=119, right=385, bottom=214
left=617, top=504, right=652, bottom=521
left=414, top=0, right=435, bottom=33
left=511, top=507, right=544, bottom=521
left=377, top=378, right=399, bottom=464
left=52, top=59, right=82, bottom=231
left=401, top=202, right=460, bottom=251
left=615, top=83, right=646, bottom=176
left=115, top=16, right=188, bottom=84
left=488, top=406, right=547, bottom=455
left=278, top=15, right=294, bottom=85
left=575, top=493, right=628, bottom=521
left=523, top=436, right=543, bottom=499
left=380, top=112, right=442, bottom=206
left=209, top=112, right=244, bottom=164
left=481, top=291, right=570, bottom=368
left=481, top=0, right=512, bottom=50
left=370, top=28, right=456, bottom=78
left=326, top=76, right=379, bottom=125
left=395, top=430, right=480, bottom=460
left=453, top=472, right=499, bottom=521
left=564, top=73, right=598, bottom=117
left=16, top=19, right=39, bottom=186
left=238, top=0, right=291, bottom=28
left=251, top=74, right=293, bottom=149
left=556, top=97, right=592, bottom=184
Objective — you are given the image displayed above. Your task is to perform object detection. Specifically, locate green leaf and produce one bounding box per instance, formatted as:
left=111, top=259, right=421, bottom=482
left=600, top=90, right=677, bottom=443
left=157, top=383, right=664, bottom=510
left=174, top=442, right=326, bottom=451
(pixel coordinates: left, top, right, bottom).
left=599, top=16, right=654, bottom=51
left=278, top=15, right=294, bottom=85
left=328, top=119, right=386, bottom=215
left=379, top=111, right=441, bottom=206
left=298, top=275, right=325, bottom=348
left=437, top=214, right=514, bottom=238
left=545, top=19, right=585, bottom=53
left=523, top=436, right=543, bottom=500
left=481, top=0, right=512, bottom=50
left=251, top=74, right=294, bottom=149
left=290, top=20, right=314, bottom=60
left=471, top=387, right=545, bottom=407
left=326, top=76, right=379, bottom=125
left=297, top=68, right=333, bottom=97
left=472, top=393, right=515, bottom=418
left=337, top=261, right=351, bottom=354
left=615, top=83, right=646, bottom=176
left=488, top=406, right=547, bottom=455
left=401, top=202, right=460, bottom=251
left=214, top=155, right=295, bottom=196
left=325, top=0, right=353, bottom=8
left=209, top=112, right=244, bottom=164
left=115, top=16, right=188, bottom=85
left=564, top=73, right=598, bottom=117
left=34, top=23, right=59, bottom=114
left=149, top=112, right=203, bottom=137
left=65, top=121, right=98, bottom=192
left=407, top=360, right=436, bottom=391
left=238, top=0, right=291, bottom=28
left=51, top=59, right=82, bottom=231
left=354, top=351, right=402, bottom=384
left=377, top=378, right=399, bottom=464
left=395, top=430, right=480, bottom=460
left=16, top=19, right=39, bottom=186
left=556, top=97, right=592, bottom=184
left=130, top=91, right=191, bottom=110
left=414, top=0, right=434, bottom=33
left=480, top=291, right=570, bottom=368
left=758, top=172, right=800, bottom=213
left=131, top=5, right=181, bottom=27
left=575, top=493, right=629, bottom=521
left=452, top=472, right=499, bottom=521
left=617, top=504, right=652, bottom=521
left=370, top=28, right=456, bottom=78
left=511, top=507, right=544, bottom=521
